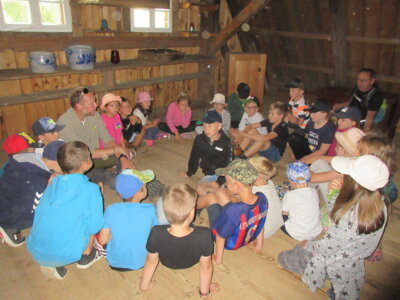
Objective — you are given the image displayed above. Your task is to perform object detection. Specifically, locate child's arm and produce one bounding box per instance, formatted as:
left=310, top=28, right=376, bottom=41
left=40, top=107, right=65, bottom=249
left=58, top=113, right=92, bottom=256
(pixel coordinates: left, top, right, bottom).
left=302, top=155, right=333, bottom=165
left=199, top=255, right=214, bottom=297
left=213, top=233, right=225, bottom=265
left=310, top=170, right=341, bottom=183
left=300, top=143, right=331, bottom=164
left=240, top=131, right=277, bottom=142
left=139, top=252, right=159, bottom=292
left=98, top=228, right=111, bottom=245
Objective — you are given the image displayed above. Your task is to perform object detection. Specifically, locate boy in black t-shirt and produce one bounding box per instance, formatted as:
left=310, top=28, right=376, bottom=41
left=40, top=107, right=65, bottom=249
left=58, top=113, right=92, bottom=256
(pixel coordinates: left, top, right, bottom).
left=140, top=183, right=219, bottom=298
left=239, top=101, right=289, bottom=162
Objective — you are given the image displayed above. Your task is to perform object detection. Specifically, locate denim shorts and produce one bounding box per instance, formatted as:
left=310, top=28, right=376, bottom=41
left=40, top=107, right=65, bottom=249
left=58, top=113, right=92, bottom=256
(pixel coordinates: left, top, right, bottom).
left=259, top=143, right=281, bottom=162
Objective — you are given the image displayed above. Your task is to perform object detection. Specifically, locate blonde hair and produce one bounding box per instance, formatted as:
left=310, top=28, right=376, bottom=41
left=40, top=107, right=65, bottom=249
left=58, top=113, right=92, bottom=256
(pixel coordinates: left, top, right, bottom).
left=330, top=175, right=385, bottom=234
left=270, top=101, right=288, bottom=116
left=248, top=157, right=276, bottom=181
left=357, top=135, right=396, bottom=175
left=163, top=183, right=197, bottom=225
left=175, top=92, right=190, bottom=105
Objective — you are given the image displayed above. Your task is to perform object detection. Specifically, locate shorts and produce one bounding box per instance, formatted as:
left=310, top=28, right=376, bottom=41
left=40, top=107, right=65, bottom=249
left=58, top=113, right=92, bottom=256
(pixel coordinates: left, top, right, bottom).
left=259, top=143, right=281, bottom=162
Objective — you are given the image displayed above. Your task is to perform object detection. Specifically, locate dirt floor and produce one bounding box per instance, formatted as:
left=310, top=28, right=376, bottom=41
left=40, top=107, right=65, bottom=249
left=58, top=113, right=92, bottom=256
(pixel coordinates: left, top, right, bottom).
left=0, top=104, right=399, bottom=300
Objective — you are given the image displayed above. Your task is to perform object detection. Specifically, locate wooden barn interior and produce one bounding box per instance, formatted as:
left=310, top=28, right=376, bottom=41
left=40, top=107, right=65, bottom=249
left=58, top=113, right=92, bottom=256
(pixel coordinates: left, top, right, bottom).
left=0, top=0, right=399, bottom=299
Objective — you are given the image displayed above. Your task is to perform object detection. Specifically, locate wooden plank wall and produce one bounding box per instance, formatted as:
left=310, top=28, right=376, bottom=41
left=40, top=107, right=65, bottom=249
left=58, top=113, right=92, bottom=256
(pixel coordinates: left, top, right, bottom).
left=228, top=0, right=400, bottom=93
left=0, top=2, right=202, bottom=138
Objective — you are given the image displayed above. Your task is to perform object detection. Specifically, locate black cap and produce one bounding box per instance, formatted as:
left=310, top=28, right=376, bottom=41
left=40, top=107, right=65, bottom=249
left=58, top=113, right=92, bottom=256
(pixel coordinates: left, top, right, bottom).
left=305, top=98, right=331, bottom=113
left=285, top=78, right=305, bottom=90
left=335, top=106, right=362, bottom=122
left=202, top=110, right=222, bottom=124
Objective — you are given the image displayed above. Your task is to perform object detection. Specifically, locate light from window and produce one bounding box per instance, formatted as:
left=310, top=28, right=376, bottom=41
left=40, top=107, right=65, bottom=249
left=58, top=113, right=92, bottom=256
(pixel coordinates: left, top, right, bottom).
left=0, top=0, right=71, bottom=32
left=131, top=7, right=171, bottom=33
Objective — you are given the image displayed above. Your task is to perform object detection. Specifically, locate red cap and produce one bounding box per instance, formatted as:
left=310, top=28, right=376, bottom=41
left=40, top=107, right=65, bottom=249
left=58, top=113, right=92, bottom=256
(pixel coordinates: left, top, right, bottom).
left=3, top=132, right=42, bottom=155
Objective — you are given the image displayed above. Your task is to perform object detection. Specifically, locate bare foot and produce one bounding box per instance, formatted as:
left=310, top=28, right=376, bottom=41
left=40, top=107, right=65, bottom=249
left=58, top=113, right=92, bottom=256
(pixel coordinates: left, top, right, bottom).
left=247, top=241, right=262, bottom=254
left=139, top=277, right=156, bottom=292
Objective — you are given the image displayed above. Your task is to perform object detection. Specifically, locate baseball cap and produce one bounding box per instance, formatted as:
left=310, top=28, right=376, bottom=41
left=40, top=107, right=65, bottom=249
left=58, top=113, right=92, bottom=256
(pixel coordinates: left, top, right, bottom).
left=210, top=93, right=226, bottom=105
left=202, top=110, right=222, bottom=124
left=286, top=161, right=310, bottom=184
left=43, top=141, right=65, bottom=161
left=137, top=91, right=153, bottom=104
left=304, top=98, right=331, bottom=113
left=100, top=93, right=122, bottom=110
left=335, top=106, right=362, bottom=122
left=285, top=78, right=305, bottom=90
left=32, top=117, right=65, bottom=136
left=335, top=128, right=365, bottom=155
left=237, top=83, right=250, bottom=99
left=3, top=132, right=43, bottom=155
left=215, top=159, right=258, bottom=184
left=331, top=155, right=389, bottom=191
left=116, top=168, right=155, bottom=199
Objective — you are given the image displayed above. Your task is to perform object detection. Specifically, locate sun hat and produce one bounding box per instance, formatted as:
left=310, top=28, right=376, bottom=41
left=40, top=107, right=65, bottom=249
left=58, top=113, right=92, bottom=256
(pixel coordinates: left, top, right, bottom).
left=210, top=93, right=226, bottom=105
left=136, top=91, right=153, bottom=104
left=43, top=141, right=65, bottom=161
left=216, top=159, right=258, bottom=184
left=116, top=168, right=155, bottom=199
left=3, top=132, right=43, bottom=155
left=286, top=161, right=310, bottom=184
left=100, top=93, right=122, bottom=110
left=335, top=128, right=365, bottom=155
left=331, top=155, right=389, bottom=191
left=32, top=117, right=65, bottom=136
left=335, top=106, right=362, bottom=122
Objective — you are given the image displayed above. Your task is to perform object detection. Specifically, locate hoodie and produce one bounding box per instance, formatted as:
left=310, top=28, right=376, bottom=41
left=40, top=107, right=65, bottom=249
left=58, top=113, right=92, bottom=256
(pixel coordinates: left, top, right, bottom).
left=27, top=174, right=104, bottom=267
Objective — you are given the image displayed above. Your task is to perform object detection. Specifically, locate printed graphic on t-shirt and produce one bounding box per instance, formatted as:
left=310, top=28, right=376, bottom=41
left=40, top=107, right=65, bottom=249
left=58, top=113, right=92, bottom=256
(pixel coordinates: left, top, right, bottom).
left=308, top=130, right=319, bottom=151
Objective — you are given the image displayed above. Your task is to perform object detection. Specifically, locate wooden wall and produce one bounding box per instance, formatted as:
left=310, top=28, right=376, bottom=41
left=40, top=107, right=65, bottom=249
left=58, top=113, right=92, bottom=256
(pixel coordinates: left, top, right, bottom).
left=0, top=0, right=208, bottom=138
left=227, top=0, right=400, bottom=93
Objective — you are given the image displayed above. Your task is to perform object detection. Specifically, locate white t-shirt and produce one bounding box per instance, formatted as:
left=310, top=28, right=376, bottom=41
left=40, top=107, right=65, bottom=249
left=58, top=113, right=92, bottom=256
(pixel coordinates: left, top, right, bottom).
left=238, top=112, right=267, bottom=135
left=281, top=187, right=321, bottom=241
left=253, top=181, right=284, bottom=239
left=133, top=108, right=147, bottom=126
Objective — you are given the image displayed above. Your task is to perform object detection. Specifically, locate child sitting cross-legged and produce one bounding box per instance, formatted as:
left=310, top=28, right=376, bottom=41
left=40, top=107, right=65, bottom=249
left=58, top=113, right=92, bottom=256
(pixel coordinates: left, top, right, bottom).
left=98, top=169, right=158, bottom=271
left=197, top=159, right=268, bottom=265
left=281, top=161, right=322, bottom=241
left=140, top=183, right=219, bottom=298
left=27, top=141, right=104, bottom=280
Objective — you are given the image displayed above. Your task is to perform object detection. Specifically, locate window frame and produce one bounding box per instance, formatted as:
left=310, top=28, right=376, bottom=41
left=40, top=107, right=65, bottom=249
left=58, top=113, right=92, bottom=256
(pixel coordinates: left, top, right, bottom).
left=130, top=5, right=172, bottom=33
left=0, top=0, right=72, bottom=32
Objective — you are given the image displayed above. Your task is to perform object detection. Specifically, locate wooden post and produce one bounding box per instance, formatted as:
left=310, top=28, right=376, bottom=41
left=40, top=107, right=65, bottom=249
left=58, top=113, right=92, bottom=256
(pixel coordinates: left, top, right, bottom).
left=70, top=0, right=83, bottom=37
left=331, top=0, right=348, bottom=87
left=210, top=0, right=267, bottom=52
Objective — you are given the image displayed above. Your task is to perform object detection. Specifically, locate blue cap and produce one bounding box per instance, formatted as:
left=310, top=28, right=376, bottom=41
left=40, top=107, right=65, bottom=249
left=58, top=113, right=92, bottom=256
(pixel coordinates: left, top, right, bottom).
left=335, top=106, right=362, bottom=122
left=43, top=141, right=65, bottom=161
left=116, top=169, right=155, bottom=199
left=286, top=161, right=310, bottom=183
left=202, top=110, right=222, bottom=124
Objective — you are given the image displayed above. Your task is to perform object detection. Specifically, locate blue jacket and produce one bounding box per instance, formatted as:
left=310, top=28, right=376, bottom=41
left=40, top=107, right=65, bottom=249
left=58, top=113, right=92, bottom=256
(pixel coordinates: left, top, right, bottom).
left=27, top=174, right=104, bottom=267
left=0, top=154, right=51, bottom=229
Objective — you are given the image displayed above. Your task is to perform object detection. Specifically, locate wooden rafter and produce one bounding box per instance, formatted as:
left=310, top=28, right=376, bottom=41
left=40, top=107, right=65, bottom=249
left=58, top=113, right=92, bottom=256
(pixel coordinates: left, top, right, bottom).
left=210, top=0, right=267, bottom=52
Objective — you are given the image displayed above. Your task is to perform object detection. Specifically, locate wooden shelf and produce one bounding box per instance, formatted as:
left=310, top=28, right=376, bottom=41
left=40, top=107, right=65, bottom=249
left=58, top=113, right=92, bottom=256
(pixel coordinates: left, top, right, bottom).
left=0, top=55, right=217, bottom=81
left=0, top=71, right=211, bottom=106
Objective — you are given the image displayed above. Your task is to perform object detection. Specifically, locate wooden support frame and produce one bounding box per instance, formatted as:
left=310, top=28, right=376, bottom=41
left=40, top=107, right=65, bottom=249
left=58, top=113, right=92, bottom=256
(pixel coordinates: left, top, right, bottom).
left=210, top=0, right=267, bottom=52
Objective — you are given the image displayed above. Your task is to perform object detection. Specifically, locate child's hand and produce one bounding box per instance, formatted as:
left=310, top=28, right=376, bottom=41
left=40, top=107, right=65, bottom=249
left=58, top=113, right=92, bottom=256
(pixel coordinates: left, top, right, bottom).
left=299, top=240, right=308, bottom=248
left=175, top=133, right=182, bottom=142
left=329, top=177, right=343, bottom=191
left=129, top=115, right=141, bottom=125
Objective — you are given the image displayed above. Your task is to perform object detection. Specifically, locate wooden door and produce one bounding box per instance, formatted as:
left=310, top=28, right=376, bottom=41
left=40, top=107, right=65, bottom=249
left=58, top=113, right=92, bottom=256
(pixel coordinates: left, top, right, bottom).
left=226, top=53, right=267, bottom=105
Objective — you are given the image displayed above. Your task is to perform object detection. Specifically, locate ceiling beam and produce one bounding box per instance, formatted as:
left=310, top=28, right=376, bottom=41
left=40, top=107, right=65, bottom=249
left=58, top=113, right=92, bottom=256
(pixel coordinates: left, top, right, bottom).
left=210, top=0, right=267, bottom=53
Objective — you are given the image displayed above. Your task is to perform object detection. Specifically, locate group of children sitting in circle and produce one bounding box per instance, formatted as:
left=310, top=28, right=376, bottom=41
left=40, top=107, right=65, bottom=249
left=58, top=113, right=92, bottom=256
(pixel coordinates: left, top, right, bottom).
left=0, top=78, right=396, bottom=300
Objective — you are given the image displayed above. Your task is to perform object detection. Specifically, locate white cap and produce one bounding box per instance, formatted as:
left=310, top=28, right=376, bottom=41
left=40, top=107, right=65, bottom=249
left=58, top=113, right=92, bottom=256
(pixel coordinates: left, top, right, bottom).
left=331, top=155, right=389, bottom=191
left=210, top=93, right=226, bottom=105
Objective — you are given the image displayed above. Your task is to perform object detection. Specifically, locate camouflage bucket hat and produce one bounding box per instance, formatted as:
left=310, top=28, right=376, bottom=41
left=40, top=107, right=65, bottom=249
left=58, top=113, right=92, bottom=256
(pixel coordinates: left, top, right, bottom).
left=215, top=159, right=258, bottom=184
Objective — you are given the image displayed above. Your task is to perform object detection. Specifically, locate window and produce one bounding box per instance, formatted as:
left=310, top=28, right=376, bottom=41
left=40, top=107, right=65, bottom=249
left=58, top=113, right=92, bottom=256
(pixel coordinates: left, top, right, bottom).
left=0, top=0, right=72, bottom=32
left=130, top=7, right=171, bottom=33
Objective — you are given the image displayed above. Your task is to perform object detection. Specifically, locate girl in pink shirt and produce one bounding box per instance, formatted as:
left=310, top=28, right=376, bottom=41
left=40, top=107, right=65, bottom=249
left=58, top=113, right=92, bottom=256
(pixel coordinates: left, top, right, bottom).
left=158, top=93, right=197, bottom=141
left=100, top=93, right=126, bottom=147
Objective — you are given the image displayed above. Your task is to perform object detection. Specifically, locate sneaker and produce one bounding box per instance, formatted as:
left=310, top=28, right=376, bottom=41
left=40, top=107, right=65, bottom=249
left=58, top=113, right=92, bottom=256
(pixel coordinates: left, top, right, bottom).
left=94, top=237, right=107, bottom=258
left=40, top=266, right=67, bottom=280
left=0, top=226, right=25, bottom=247
left=76, top=247, right=102, bottom=269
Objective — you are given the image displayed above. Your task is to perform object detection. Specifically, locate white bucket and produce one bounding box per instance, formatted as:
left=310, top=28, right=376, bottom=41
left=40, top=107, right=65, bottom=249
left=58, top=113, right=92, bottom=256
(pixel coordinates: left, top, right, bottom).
left=28, top=51, right=56, bottom=73
left=65, top=45, right=96, bottom=70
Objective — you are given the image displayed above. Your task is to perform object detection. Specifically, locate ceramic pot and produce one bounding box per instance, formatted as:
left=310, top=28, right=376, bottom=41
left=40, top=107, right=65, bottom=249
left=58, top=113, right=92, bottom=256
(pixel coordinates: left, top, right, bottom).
left=28, top=51, right=56, bottom=73
left=65, top=45, right=96, bottom=70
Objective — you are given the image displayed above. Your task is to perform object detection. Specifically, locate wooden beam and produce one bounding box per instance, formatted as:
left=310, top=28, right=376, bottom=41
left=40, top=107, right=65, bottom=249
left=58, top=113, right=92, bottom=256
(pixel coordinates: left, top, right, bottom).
left=346, top=35, right=400, bottom=45
left=78, top=0, right=170, bottom=9
left=210, top=0, right=267, bottom=52
left=331, top=0, right=348, bottom=87
left=0, top=34, right=206, bottom=51
left=254, top=29, right=331, bottom=41
left=270, top=62, right=334, bottom=74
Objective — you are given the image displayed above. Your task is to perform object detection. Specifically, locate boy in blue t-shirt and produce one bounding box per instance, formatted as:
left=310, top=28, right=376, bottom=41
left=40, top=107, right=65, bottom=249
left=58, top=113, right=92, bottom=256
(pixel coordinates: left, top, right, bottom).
left=27, top=141, right=104, bottom=280
left=204, top=159, right=268, bottom=265
left=98, top=168, right=158, bottom=271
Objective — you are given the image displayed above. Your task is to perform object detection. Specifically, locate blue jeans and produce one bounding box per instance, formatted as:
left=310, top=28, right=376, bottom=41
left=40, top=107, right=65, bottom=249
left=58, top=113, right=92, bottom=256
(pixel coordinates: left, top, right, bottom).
left=144, top=127, right=159, bottom=140
left=259, top=143, right=281, bottom=162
